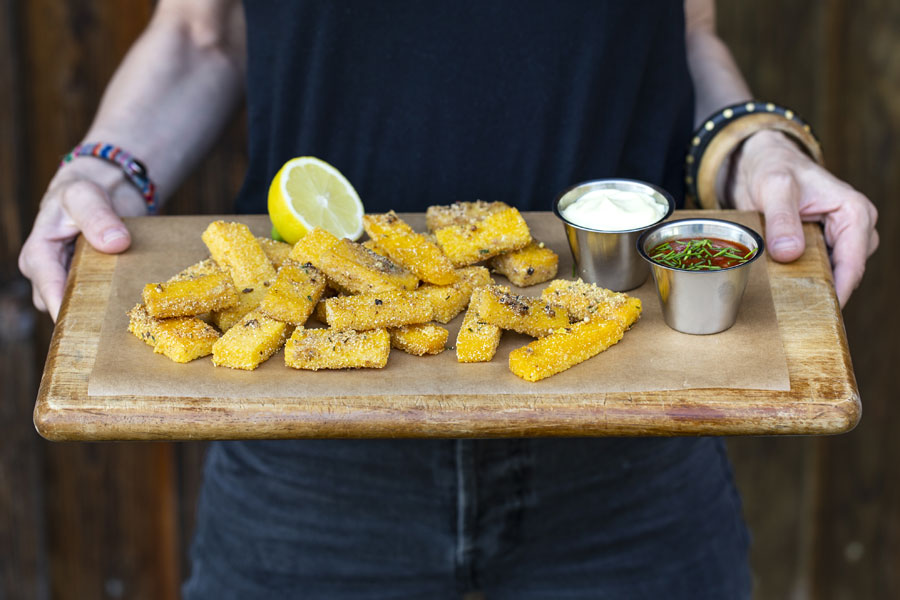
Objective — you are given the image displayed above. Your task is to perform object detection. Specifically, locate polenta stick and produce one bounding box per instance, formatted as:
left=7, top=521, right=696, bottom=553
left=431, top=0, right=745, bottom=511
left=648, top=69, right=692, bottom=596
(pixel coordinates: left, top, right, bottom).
left=389, top=323, right=449, bottom=355
left=143, top=272, right=239, bottom=318
left=258, top=262, right=327, bottom=325
left=211, top=310, right=289, bottom=370
left=425, top=200, right=510, bottom=231
left=285, top=327, right=391, bottom=370
left=363, top=211, right=457, bottom=285
left=434, top=207, right=532, bottom=266
left=471, top=284, right=569, bottom=338
left=508, top=317, right=626, bottom=382
left=202, top=221, right=276, bottom=289
left=455, top=294, right=502, bottom=363
left=317, top=239, right=420, bottom=293
left=417, top=265, right=494, bottom=323
left=288, top=227, right=341, bottom=265
left=490, top=241, right=558, bottom=287
left=323, top=290, right=433, bottom=330
left=127, top=304, right=219, bottom=363
left=213, top=286, right=268, bottom=332
left=541, top=279, right=642, bottom=327
left=168, top=258, right=221, bottom=281
left=256, top=237, right=292, bottom=269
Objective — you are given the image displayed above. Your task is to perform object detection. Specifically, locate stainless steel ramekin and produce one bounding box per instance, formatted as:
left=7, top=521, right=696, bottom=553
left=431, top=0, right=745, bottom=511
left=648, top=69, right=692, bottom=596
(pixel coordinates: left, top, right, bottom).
left=637, top=218, right=765, bottom=334
left=553, top=179, right=675, bottom=291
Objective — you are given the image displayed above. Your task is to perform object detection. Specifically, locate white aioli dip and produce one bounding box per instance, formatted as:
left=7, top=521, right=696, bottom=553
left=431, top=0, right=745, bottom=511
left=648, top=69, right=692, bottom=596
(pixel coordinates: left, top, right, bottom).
left=562, top=188, right=666, bottom=231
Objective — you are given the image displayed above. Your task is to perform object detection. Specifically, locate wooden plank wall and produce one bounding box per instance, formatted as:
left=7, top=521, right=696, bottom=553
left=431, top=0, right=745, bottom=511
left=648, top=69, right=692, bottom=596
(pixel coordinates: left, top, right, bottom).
left=0, top=1, right=896, bottom=598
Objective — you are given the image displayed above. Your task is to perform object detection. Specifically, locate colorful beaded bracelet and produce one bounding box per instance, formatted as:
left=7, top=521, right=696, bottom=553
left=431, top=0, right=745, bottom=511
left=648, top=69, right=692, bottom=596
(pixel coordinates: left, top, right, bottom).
left=61, top=143, right=158, bottom=214
left=685, top=101, right=824, bottom=209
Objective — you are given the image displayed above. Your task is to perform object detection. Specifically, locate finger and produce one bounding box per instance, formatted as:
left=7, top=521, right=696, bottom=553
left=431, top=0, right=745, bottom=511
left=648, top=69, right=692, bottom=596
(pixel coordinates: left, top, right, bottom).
left=826, top=204, right=874, bottom=308
left=60, top=180, right=132, bottom=254
left=757, top=172, right=805, bottom=262
left=20, top=239, right=70, bottom=321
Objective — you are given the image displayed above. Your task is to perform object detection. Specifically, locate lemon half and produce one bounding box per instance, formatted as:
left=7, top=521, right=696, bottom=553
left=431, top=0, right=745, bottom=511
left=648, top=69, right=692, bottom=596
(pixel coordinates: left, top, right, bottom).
left=268, top=156, right=364, bottom=243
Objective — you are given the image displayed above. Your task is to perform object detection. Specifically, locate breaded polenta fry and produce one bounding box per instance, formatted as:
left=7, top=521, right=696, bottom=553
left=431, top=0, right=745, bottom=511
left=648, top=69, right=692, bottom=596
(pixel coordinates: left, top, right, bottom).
left=256, top=237, right=292, bottom=269
left=471, top=284, right=569, bottom=338
left=318, top=239, right=419, bottom=293
left=285, top=327, right=390, bottom=370
left=508, top=317, right=626, bottom=382
left=363, top=211, right=457, bottom=285
left=541, top=279, right=642, bottom=327
left=202, top=221, right=276, bottom=288
left=143, top=272, right=239, bottom=318
left=490, top=241, right=559, bottom=287
left=212, top=309, right=288, bottom=370
left=127, top=304, right=219, bottom=363
left=434, top=207, right=532, bottom=267
left=323, top=290, right=433, bottom=330
left=258, top=262, right=327, bottom=325
left=416, top=265, right=494, bottom=323
left=389, top=323, right=449, bottom=355
left=288, top=227, right=341, bottom=265
left=168, top=258, right=221, bottom=281
left=212, top=285, right=267, bottom=332
left=456, top=295, right=502, bottom=363
left=425, top=200, right=510, bottom=232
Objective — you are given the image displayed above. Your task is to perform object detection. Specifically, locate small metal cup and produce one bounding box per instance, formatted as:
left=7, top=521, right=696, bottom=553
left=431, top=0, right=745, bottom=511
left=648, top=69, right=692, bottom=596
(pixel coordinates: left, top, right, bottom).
left=637, top=218, right=765, bottom=335
left=553, top=179, right=675, bottom=291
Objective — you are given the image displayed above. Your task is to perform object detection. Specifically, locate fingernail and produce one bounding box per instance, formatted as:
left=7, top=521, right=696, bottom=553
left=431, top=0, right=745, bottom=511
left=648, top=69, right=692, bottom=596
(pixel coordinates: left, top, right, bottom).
left=770, top=237, right=801, bottom=255
left=102, top=228, right=128, bottom=244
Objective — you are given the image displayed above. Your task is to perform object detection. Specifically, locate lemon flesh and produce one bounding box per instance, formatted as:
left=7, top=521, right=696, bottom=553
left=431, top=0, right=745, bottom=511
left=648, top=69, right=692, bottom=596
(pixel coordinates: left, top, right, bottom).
left=268, top=157, right=364, bottom=243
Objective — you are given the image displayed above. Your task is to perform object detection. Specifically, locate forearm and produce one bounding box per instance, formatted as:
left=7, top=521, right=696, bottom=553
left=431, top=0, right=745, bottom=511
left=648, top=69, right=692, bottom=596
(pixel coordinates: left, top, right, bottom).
left=64, top=0, right=245, bottom=208
left=684, top=1, right=751, bottom=126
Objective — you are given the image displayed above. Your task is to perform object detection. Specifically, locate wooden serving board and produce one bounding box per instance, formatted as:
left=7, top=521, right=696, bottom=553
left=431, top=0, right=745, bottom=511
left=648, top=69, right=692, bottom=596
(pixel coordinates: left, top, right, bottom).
left=33, top=211, right=859, bottom=441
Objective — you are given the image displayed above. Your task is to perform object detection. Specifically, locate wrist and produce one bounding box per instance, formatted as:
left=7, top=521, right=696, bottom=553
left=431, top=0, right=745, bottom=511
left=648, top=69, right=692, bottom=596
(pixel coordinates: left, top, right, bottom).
left=50, top=159, right=147, bottom=217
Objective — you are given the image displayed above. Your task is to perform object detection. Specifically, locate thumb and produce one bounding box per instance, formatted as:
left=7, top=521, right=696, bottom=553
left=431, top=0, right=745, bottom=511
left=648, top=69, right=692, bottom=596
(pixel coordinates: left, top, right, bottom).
left=758, top=173, right=805, bottom=263
left=60, top=180, right=132, bottom=254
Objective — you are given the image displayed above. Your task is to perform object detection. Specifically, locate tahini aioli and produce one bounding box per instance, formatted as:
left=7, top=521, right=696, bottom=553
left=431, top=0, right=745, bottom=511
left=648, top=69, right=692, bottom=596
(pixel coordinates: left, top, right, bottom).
left=562, top=188, right=665, bottom=231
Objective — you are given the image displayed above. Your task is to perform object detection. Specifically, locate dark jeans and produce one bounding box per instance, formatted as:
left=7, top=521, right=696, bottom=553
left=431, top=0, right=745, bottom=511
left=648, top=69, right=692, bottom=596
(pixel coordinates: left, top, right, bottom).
left=183, top=437, right=751, bottom=599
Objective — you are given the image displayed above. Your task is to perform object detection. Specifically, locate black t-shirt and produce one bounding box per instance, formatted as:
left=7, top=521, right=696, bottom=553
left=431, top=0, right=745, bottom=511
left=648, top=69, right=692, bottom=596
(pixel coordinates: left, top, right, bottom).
left=236, top=0, right=693, bottom=214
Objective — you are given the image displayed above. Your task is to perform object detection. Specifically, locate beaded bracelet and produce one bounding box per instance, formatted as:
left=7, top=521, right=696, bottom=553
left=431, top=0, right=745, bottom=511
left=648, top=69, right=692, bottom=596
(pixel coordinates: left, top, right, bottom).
left=685, top=101, right=824, bottom=209
left=60, top=143, right=158, bottom=214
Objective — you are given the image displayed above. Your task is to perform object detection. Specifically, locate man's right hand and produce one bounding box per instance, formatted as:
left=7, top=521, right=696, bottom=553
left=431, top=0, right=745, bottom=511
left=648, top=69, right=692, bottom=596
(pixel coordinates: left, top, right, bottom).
left=18, top=163, right=147, bottom=321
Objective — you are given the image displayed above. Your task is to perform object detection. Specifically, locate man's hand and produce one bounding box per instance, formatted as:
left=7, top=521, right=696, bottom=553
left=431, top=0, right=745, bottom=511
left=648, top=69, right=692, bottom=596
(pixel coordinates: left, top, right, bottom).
left=731, top=130, right=879, bottom=307
left=18, top=163, right=146, bottom=321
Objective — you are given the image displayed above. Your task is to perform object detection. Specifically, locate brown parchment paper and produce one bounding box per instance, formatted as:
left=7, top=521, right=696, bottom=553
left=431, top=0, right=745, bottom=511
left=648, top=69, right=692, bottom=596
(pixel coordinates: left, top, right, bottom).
left=88, top=212, right=790, bottom=400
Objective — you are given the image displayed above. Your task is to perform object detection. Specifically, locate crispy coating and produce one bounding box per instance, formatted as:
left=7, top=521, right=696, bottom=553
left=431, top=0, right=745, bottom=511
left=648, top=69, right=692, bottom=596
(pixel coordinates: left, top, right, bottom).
left=508, top=317, right=626, bottom=382
left=434, top=207, right=532, bottom=267
left=323, top=290, right=433, bottom=330
left=425, top=200, right=510, bottom=232
left=389, top=323, right=449, bottom=355
left=363, top=211, right=457, bottom=285
left=202, top=221, right=276, bottom=289
left=127, top=304, right=219, bottom=363
left=211, top=309, right=289, bottom=370
left=491, top=241, right=559, bottom=287
left=285, top=327, right=390, bottom=370
left=288, top=227, right=341, bottom=265
left=541, top=279, right=642, bottom=326
left=317, top=239, right=419, bottom=293
left=256, top=237, right=292, bottom=269
left=212, top=285, right=268, bottom=332
left=168, top=258, right=222, bottom=281
left=258, top=262, right=327, bottom=325
left=416, top=265, right=493, bottom=323
left=143, top=272, right=238, bottom=318
left=471, top=284, right=569, bottom=338
left=455, top=295, right=502, bottom=363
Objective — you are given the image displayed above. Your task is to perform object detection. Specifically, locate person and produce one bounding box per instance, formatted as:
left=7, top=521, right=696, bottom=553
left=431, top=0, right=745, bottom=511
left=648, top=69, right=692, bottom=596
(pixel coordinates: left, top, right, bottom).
left=19, top=1, right=879, bottom=598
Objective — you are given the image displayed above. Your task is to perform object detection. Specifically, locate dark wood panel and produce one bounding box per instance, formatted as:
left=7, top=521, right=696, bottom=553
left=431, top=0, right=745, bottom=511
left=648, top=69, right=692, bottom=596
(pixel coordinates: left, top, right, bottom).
left=810, top=0, right=900, bottom=597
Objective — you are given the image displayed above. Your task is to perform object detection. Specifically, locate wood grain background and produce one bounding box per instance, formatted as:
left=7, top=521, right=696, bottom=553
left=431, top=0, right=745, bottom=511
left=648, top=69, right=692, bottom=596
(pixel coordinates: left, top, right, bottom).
left=1, top=1, right=897, bottom=598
